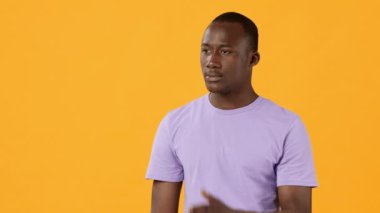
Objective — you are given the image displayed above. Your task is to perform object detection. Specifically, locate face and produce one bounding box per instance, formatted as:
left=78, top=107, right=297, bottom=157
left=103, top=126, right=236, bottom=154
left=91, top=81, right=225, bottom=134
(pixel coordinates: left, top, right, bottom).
left=200, top=22, right=258, bottom=95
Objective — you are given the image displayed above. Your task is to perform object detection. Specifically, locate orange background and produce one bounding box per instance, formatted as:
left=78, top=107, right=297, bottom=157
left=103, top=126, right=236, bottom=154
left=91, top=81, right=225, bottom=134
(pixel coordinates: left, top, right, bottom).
left=1, top=0, right=379, bottom=212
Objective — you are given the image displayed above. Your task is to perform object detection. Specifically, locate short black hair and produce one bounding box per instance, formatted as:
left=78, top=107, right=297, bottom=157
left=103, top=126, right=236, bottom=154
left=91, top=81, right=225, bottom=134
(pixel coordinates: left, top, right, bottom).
left=211, top=12, right=259, bottom=52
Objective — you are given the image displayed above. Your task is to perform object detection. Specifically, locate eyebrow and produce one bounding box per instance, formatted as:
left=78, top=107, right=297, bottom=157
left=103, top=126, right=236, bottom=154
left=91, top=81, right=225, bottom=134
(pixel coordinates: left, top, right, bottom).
left=201, top=43, right=233, bottom=48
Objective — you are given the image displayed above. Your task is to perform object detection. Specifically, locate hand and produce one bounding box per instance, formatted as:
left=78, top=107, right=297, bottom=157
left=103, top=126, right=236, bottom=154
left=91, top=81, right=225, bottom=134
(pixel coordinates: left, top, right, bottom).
left=188, top=189, right=233, bottom=213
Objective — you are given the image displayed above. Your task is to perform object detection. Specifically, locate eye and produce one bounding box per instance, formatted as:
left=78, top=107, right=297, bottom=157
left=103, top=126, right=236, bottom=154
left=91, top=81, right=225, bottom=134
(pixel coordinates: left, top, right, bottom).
left=201, top=48, right=211, bottom=54
left=220, top=49, right=232, bottom=55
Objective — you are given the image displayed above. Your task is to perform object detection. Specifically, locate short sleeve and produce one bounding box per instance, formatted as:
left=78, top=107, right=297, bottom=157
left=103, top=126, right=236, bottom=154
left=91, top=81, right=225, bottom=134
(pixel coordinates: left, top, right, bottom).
left=145, top=113, right=184, bottom=182
left=276, top=115, right=318, bottom=187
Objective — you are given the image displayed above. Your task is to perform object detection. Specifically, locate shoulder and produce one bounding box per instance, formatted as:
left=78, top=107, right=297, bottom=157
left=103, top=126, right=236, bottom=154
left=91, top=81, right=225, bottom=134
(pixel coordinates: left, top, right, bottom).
left=258, top=96, right=302, bottom=130
left=161, top=94, right=206, bottom=130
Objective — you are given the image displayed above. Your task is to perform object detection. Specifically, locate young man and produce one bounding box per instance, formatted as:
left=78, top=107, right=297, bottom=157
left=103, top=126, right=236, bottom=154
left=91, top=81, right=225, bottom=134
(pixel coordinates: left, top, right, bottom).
left=145, top=12, right=318, bottom=213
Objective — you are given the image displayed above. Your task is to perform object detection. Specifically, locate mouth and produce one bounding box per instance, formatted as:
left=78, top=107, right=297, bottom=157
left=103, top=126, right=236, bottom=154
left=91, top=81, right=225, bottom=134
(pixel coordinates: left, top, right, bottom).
left=204, top=70, right=223, bottom=82
left=205, top=75, right=223, bottom=82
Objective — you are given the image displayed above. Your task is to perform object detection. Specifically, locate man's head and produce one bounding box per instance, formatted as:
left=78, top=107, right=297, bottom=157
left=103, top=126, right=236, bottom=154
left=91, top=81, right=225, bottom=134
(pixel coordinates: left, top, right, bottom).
left=200, top=12, right=260, bottom=95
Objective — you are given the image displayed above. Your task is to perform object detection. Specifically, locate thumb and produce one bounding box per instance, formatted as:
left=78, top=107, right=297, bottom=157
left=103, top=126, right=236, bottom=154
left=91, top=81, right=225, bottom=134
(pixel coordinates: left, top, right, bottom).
left=201, top=189, right=219, bottom=205
left=201, top=189, right=209, bottom=198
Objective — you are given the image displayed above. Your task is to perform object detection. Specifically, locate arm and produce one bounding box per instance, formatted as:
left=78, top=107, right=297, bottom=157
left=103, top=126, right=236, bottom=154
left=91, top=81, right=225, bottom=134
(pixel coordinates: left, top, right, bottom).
left=275, top=185, right=312, bottom=213
left=150, top=180, right=183, bottom=213
left=231, top=186, right=312, bottom=213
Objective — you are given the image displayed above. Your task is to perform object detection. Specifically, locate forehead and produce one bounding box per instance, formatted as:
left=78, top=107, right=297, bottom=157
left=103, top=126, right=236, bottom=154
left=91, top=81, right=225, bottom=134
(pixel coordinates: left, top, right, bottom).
left=201, top=22, right=248, bottom=46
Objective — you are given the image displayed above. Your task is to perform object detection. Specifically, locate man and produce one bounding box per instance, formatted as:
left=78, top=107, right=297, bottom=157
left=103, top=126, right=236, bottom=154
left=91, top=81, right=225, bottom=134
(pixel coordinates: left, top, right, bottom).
left=145, top=12, right=318, bottom=213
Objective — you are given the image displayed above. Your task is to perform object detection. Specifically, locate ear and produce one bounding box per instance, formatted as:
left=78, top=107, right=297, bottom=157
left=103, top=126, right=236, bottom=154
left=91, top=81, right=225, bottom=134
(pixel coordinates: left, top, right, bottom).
left=249, top=51, right=260, bottom=67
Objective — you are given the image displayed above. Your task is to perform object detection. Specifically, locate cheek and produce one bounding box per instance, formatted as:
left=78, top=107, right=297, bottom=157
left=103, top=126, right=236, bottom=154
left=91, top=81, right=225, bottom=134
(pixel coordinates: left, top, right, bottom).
left=232, top=57, right=248, bottom=70
left=223, top=59, right=241, bottom=71
left=200, top=55, right=207, bottom=66
left=225, top=61, right=247, bottom=80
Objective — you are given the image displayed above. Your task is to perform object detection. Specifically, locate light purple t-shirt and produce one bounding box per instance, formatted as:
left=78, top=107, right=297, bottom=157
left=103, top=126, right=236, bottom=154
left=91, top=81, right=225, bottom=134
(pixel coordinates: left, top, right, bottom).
left=145, top=93, right=318, bottom=213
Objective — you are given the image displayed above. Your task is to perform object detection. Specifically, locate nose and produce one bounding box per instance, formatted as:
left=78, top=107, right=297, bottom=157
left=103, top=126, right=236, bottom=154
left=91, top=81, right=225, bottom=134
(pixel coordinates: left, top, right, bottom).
left=206, top=51, right=221, bottom=68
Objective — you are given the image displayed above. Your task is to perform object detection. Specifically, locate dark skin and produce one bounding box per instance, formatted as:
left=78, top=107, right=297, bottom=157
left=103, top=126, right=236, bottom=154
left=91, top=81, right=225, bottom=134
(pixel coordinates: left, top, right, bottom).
left=200, top=22, right=259, bottom=110
left=150, top=21, right=313, bottom=213
left=150, top=180, right=182, bottom=212
left=189, top=186, right=311, bottom=213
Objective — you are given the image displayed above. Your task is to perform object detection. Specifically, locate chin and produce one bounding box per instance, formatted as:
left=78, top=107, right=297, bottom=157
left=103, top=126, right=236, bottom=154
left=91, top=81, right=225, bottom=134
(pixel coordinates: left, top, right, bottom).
left=205, top=84, right=227, bottom=94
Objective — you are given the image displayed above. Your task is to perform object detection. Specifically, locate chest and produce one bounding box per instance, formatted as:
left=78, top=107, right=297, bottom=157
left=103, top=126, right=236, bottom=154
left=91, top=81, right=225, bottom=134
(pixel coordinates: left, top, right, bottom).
left=173, top=117, right=282, bottom=176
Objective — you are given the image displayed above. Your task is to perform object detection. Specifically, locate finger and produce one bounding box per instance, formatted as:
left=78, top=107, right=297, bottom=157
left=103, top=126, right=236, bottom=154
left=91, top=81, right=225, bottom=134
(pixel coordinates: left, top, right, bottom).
left=201, top=189, right=221, bottom=205
left=201, top=189, right=213, bottom=205
left=201, top=189, right=209, bottom=199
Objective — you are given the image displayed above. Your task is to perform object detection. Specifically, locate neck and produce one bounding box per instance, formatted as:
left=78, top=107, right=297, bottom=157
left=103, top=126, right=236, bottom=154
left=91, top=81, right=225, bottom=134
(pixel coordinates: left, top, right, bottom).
left=209, top=87, right=259, bottom=110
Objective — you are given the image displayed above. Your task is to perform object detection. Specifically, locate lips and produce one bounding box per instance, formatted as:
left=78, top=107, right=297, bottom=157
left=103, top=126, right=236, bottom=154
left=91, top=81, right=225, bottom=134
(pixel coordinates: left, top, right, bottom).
left=205, top=74, right=223, bottom=82
left=204, top=70, right=223, bottom=82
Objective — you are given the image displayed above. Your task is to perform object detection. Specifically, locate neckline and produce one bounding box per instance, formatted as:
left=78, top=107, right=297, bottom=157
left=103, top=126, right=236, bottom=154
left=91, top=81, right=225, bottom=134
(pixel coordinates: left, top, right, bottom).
left=205, top=92, right=263, bottom=115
